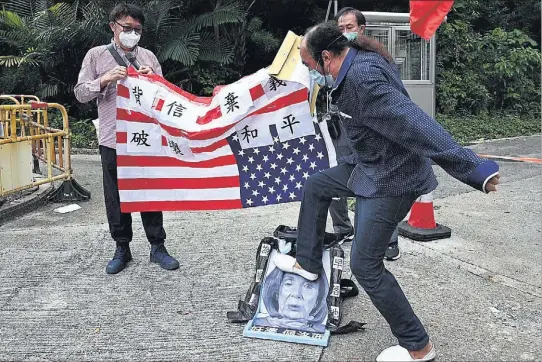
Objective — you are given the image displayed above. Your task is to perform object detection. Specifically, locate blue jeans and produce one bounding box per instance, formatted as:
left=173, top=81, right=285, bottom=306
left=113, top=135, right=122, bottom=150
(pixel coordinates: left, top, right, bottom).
left=295, top=163, right=429, bottom=350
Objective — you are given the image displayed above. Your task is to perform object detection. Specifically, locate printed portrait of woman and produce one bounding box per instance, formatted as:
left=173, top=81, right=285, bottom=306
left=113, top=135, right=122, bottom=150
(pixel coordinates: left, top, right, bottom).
left=253, top=266, right=329, bottom=333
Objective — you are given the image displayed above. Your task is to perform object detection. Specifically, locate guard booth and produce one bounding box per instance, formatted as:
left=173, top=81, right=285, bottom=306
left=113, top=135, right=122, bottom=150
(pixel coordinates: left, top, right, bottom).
left=363, top=12, right=437, bottom=118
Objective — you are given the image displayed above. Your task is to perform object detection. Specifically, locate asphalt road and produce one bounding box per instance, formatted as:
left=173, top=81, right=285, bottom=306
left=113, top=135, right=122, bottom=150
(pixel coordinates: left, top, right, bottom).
left=0, top=135, right=540, bottom=361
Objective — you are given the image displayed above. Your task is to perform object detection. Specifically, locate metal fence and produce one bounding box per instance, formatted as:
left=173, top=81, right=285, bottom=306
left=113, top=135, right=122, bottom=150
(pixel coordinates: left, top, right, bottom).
left=0, top=95, right=90, bottom=202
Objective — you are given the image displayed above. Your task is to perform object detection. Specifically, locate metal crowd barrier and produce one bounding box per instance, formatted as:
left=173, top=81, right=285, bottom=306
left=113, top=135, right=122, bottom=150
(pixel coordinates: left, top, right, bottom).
left=0, top=95, right=90, bottom=202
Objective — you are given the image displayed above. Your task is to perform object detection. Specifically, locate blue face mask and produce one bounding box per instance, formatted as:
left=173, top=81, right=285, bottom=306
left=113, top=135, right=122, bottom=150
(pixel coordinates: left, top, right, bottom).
left=309, top=69, right=326, bottom=86
left=343, top=32, right=357, bottom=41
left=309, top=69, right=335, bottom=88
left=325, top=74, right=335, bottom=87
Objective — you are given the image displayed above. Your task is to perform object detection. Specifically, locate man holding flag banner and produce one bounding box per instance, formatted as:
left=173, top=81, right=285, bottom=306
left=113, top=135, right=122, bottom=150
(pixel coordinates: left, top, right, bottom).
left=75, top=4, right=335, bottom=276
left=75, top=4, right=180, bottom=275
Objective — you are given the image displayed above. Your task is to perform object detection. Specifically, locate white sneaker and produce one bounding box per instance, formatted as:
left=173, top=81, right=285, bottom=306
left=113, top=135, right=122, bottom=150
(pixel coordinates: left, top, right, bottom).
left=376, top=345, right=436, bottom=362
left=273, top=254, right=318, bottom=281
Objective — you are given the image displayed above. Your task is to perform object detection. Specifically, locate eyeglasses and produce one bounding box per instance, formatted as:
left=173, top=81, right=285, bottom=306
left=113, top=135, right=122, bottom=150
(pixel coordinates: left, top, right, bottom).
left=115, top=21, right=143, bottom=34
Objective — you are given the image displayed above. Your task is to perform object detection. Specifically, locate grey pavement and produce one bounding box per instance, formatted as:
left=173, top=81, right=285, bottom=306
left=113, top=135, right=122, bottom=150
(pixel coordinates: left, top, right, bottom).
left=0, top=135, right=540, bottom=361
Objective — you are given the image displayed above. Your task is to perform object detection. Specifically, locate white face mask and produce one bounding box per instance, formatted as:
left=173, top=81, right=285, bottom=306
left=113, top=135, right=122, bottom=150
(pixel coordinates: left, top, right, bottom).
left=119, top=30, right=141, bottom=49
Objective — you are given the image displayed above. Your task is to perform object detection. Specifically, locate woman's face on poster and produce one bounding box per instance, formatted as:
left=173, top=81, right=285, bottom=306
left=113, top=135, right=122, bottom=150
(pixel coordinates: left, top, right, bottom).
left=277, top=273, right=319, bottom=320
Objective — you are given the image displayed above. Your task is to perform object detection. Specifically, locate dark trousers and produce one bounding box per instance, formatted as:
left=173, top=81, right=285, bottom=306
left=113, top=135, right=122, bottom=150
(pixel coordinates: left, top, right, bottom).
left=329, top=123, right=355, bottom=234
left=329, top=196, right=354, bottom=234
left=100, top=146, right=166, bottom=245
left=296, top=163, right=429, bottom=350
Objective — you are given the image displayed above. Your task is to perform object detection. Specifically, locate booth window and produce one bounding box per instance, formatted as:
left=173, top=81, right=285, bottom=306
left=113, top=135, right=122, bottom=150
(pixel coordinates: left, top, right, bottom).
left=365, top=28, right=390, bottom=51
left=394, top=30, right=431, bottom=81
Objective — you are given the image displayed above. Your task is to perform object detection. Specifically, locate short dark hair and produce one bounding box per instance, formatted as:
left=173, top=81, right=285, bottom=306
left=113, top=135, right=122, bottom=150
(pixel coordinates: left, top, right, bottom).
left=335, top=7, right=366, bottom=26
left=109, top=4, right=145, bottom=26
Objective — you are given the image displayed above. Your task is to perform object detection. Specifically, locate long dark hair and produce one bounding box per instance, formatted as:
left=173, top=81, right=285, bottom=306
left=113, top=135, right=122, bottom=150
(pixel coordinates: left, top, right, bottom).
left=305, top=21, right=393, bottom=64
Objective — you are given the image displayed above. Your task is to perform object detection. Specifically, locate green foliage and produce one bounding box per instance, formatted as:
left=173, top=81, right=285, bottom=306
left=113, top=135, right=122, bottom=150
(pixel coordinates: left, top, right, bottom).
left=0, top=0, right=247, bottom=111
left=246, top=17, right=280, bottom=53
left=450, top=0, right=541, bottom=45
left=178, top=63, right=242, bottom=96
left=0, top=2, right=84, bottom=101
left=70, top=119, right=98, bottom=149
left=436, top=17, right=541, bottom=116
left=481, top=29, right=541, bottom=113
left=48, top=110, right=98, bottom=149
left=437, top=113, right=541, bottom=144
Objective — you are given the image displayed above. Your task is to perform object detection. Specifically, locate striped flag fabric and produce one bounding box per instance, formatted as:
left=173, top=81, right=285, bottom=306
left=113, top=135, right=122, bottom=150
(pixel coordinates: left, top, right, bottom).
left=116, top=67, right=335, bottom=213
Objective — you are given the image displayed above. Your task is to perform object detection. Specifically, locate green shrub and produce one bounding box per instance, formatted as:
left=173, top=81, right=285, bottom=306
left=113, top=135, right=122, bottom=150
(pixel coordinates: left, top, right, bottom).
left=70, top=120, right=98, bottom=149
left=437, top=113, right=541, bottom=144
left=437, top=21, right=541, bottom=116
left=48, top=111, right=97, bottom=149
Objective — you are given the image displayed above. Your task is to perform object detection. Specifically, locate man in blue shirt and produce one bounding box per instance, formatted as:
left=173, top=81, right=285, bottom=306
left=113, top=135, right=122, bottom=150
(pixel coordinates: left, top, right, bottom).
left=274, top=22, right=500, bottom=362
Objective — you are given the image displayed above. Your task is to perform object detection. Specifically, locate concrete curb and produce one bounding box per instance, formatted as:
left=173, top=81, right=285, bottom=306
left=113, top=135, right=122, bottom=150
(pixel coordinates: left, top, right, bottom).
left=463, top=134, right=541, bottom=146
left=71, top=148, right=100, bottom=155
left=0, top=181, right=55, bottom=227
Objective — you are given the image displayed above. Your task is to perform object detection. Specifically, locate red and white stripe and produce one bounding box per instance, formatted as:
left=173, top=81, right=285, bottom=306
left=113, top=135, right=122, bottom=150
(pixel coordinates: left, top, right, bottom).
left=116, top=71, right=311, bottom=212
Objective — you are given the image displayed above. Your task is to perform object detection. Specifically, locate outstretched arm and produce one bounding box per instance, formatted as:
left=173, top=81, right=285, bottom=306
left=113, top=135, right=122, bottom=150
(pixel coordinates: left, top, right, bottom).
left=353, top=65, right=499, bottom=193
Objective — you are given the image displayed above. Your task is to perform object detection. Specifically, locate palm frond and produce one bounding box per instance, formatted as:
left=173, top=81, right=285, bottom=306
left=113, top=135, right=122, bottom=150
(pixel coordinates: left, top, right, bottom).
left=37, top=82, right=59, bottom=99
left=80, top=1, right=108, bottom=30
left=0, top=50, right=40, bottom=67
left=0, top=29, right=29, bottom=45
left=2, top=0, right=46, bottom=18
left=144, top=0, right=181, bottom=33
left=35, top=25, right=75, bottom=43
left=246, top=16, right=263, bottom=32
left=248, top=30, right=280, bottom=53
left=158, top=33, right=201, bottom=65
left=193, top=2, right=245, bottom=31
left=197, top=31, right=234, bottom=64
left=0, top=10, right=25, bottom=28
left=29, top=0, right=57, bottom=31
left=245, top=17, right=280, bottom=53
left=48, top=2, right=77, bottom=27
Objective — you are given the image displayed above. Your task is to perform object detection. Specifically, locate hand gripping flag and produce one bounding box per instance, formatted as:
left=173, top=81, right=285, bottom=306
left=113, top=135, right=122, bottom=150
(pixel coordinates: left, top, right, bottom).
left=410, top=0, right=454, bottom=40
left=115, top=33, right=336, bottom=212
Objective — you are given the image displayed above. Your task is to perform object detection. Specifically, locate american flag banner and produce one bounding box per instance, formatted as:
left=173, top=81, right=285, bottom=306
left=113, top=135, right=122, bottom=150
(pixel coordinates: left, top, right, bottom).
left=116, top=67, right=336, bottom=212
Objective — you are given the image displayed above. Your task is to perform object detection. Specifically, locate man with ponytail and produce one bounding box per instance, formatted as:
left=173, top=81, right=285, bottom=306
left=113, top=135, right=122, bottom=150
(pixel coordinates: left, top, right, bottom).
left=273, top=21, right=500, bottom=361
left=333, top=7, right=402, bottom=261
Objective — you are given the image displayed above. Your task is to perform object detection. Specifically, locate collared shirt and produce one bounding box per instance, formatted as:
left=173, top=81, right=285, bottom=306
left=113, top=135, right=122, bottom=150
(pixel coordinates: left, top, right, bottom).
left=74, top=40, right=162, bottom=149
left=330, top=48, right=498, bottom=197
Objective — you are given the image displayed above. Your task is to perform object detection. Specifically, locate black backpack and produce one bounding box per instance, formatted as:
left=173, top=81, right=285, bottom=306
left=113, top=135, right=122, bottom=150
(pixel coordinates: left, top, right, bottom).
left=226, top=225, right=365, bottom=335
